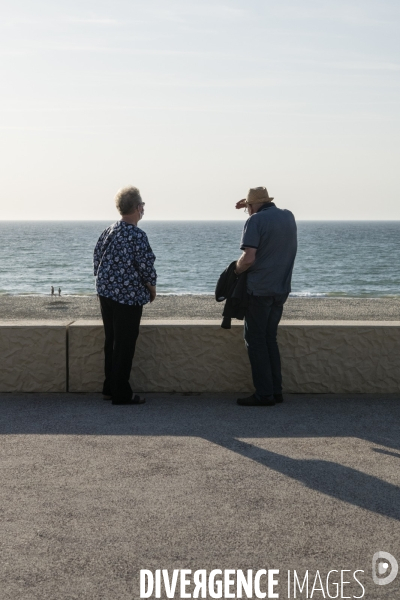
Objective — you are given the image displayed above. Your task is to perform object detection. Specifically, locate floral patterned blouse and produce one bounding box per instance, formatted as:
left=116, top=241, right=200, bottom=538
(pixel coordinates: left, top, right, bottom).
left=93, top=221, right=157, bottom=305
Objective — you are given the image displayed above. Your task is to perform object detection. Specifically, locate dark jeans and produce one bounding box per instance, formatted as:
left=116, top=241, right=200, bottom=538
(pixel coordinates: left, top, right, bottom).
left=99, top=296, right=143, bottom=401
left=244, top=294, right=288, bottom=397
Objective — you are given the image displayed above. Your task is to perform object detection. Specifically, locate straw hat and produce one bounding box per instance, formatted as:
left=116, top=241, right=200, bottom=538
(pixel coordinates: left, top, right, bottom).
left=241, top=186, right=274, bottom=205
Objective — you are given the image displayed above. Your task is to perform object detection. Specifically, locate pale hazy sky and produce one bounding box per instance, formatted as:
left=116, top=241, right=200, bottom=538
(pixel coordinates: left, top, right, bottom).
left=1, top=0, right=399, bottom=220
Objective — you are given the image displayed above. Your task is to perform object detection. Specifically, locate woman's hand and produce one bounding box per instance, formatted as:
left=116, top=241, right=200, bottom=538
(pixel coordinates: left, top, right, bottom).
left=146, top=283, right=156, bottom=303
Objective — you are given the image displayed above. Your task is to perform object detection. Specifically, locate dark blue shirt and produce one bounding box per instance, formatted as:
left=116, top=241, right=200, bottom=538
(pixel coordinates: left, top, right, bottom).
left=240, top=203, right=297, bottom=295
left=93, top=221, right=157, bottom=305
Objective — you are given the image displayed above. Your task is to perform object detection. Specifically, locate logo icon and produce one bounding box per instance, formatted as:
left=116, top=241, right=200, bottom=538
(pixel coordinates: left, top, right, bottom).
left=372, top=551, right=398, bottom=586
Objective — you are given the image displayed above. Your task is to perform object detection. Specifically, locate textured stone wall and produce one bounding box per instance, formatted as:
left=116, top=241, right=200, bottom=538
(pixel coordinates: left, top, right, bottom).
left=1, top=320, right=399, bottom=394
left=0, top=321, right=68, bottom=392
left=279, top=321, right=400, bottom=393
left=68, top=320, right=112, bottom=394
left=68, top=320, right=253, bottom=393
left=68, top=320, right=400, bottom=394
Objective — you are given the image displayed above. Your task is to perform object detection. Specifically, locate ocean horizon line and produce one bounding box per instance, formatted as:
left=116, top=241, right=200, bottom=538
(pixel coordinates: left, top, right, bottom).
left=1, top=218, right=400, bottom=223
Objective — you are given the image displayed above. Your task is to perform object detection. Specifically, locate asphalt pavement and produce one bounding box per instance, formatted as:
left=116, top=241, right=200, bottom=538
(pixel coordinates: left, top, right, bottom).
left=1, top=392, right=399, bottom=600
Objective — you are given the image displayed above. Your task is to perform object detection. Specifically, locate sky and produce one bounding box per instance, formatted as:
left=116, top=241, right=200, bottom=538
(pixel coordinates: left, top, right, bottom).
left=1, top=0, right=399, bottom=220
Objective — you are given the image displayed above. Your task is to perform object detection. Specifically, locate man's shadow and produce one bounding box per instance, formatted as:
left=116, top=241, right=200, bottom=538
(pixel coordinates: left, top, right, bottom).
left=207, top=437, right=400, bottom=521
left=1, top=393, right=399, bottom=521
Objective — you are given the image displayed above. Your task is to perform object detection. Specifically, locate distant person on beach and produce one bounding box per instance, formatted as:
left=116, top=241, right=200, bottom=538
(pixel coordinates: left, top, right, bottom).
left=58, top=287, right=61, bottom=296
left=93, top=186, right=157, bottom=405
left=235, top=187, right=297, bottom=406
left=51, top=286, right=54, bottom=296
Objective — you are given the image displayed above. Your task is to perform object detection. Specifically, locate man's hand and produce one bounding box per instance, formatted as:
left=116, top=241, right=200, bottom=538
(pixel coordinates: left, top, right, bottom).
left=235, top=199, right=247, bottom=210
left=146, top=283, right=156, bottom=303
left=235, top=247, right=257, bottom=274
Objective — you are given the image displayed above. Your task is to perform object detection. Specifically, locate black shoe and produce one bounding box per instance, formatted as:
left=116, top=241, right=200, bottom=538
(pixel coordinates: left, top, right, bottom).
left=237, top=394, right=275, bottom=406
left=112, top=394, right=146, bottom=405
left=274, top=394, right=284, bottom=403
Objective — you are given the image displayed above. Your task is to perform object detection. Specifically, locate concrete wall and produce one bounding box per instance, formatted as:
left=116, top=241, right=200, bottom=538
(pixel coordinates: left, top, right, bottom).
left=0, top=321, right=69, bottom=392
left=279, top=321, right=400, bottom=393
left=68, top=320, right=253, bottom=394
left=68, top=320, right=400, bottom=394
left=1, top=320, right=400, bottom=394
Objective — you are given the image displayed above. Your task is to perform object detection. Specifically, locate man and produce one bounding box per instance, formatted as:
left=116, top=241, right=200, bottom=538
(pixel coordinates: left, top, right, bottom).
left=235, top=186, right=297, bottom=406
left=93, top=186, right=157, bottom=405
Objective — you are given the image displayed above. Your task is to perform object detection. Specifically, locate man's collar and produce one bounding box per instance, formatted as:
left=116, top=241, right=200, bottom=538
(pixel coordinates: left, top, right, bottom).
left=257, top=202, right=275, bottom=212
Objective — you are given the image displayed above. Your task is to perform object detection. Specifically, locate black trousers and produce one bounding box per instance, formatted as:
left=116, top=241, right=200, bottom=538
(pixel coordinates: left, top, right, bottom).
left=99, top=296, right=143, bottom=401
left=244, top=294, right=288, bottom=396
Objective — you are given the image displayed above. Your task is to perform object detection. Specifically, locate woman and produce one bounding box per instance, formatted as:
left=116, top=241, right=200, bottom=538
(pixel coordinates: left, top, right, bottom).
left=93, top=186, right=156, bottom=405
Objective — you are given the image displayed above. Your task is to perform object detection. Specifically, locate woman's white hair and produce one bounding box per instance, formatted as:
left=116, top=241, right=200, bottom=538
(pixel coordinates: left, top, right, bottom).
left=114, top=186, right=142, bottom=215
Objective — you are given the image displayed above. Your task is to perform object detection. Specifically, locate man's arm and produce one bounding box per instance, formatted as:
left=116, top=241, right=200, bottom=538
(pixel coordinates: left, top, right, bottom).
left=235, top=247, right=257, bottom=275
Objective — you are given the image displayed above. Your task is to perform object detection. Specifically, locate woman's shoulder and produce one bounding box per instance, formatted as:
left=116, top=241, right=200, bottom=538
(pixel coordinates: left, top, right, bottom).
left=115, top=222, right=149, bottom=243
left=102, top=221, right=120, bottom=233
left=97, top=222, right=116, bottom=240
left=132, top=225, right=149, bottom=240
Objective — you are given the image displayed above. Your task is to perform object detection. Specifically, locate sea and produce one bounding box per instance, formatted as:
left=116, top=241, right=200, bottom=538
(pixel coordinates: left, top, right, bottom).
left=0, top=221, right=399, bottom=298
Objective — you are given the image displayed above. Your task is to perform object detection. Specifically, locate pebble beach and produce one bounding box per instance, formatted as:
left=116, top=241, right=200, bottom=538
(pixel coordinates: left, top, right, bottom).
left=1, top=294, right=400, bottom=321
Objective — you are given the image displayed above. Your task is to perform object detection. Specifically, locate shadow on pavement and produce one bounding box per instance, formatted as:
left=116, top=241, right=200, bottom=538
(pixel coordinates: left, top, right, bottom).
left=209, top=437, right=400, bottom=521
left=1, top=392, right=399, bottom=521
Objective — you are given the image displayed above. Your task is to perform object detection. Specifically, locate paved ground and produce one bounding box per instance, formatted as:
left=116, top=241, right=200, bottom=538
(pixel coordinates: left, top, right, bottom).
left=1, top=393, right=399, bottom=600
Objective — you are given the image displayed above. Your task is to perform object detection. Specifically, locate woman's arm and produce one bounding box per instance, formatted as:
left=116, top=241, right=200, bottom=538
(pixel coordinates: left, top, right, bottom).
left=132, top=233, right=157, bottom=297
left=93, top=231, right=107, bottom=276
left=146, top=283, right=156, bottom=302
